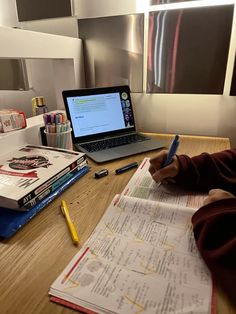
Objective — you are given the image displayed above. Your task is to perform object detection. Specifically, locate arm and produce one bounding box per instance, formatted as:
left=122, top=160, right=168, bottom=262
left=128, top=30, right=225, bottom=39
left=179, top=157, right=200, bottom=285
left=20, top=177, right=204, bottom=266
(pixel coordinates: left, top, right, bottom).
left=192, top=198, right=236, bottom=306
left=149, top=148, right=236, bottom=193
left=175, top=149, right=236, bottom=193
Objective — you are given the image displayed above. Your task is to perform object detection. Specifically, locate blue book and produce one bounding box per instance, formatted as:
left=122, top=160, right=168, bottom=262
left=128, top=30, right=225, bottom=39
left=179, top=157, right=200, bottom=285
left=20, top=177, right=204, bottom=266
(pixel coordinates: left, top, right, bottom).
left=0, top=165, right=90, bottom=239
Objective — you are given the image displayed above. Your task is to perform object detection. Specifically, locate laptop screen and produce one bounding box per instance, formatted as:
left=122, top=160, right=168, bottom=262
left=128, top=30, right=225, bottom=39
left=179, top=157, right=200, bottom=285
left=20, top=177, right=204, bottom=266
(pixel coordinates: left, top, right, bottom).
left=63, top=86, right=136, bottom=142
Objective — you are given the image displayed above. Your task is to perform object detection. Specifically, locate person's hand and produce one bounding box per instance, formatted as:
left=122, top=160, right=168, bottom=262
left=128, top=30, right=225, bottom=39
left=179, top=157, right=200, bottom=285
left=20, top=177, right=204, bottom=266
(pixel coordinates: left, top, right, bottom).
left=203, top=189, right=235, bottom=205
left=149, top=150, right=180, bottom=183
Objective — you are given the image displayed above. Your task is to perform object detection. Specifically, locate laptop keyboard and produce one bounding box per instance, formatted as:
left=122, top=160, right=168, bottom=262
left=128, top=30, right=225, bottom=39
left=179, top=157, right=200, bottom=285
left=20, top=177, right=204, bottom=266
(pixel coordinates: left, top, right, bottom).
left=80, top=134, right=149, bottom=152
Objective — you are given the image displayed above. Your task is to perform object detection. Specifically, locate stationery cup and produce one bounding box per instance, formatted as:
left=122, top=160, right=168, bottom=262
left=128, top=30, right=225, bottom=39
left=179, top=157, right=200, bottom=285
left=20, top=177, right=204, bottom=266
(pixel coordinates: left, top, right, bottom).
left=44, top=128, right=73, bottom=150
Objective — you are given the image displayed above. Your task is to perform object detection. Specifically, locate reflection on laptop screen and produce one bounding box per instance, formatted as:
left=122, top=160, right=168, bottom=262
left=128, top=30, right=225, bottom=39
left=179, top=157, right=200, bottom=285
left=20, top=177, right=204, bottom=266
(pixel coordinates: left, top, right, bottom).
left=66, top=91, right=134, bottom=138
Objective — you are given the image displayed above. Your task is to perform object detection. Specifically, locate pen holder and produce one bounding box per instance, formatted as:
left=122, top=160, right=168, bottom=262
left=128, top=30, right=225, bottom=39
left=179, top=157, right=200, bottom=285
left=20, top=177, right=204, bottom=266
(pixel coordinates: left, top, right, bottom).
left=44, top=128, right=73, bottom=150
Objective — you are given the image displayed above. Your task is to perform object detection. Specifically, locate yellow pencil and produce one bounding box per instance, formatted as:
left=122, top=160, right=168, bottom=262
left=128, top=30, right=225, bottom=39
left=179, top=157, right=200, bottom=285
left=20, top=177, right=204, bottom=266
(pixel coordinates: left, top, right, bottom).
left=61, top=200, right=79, bottom=245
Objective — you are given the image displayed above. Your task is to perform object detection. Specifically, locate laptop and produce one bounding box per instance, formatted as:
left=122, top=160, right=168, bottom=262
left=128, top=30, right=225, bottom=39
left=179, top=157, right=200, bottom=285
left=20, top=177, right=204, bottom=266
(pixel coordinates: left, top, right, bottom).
left=62, top=85, right=164, bottom=163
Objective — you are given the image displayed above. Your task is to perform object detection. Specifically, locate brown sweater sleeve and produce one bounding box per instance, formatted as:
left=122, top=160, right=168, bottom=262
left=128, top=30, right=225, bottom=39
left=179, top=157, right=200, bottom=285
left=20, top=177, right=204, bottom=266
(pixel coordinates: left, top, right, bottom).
left=191, top=198, right=236, bottom=305
left=175, top=149, right=236, bottom=194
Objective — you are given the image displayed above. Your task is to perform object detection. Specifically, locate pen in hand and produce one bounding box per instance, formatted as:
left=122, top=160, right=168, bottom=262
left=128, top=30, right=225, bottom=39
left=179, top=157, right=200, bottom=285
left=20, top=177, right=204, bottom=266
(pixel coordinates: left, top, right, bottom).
left=156, top=134, right=180, bottom=187
left=61, top=200, right=79, bottom=245
left=162, top=135, right=180, bottom=167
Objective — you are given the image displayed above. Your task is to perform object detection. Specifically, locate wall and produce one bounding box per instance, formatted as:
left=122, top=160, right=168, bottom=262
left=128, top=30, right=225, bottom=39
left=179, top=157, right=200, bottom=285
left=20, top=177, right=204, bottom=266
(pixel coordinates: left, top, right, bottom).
left=0, top=0, right=236, bottom=146
left=0, top=1, right=82, bottom=118
left=75, top=0, right=236, bottom=146
left=21, top=17, right=79, bottom=38
left=74, top=0, right=145, bottom=18
left=0, top=0, right=19, bottom=27
left=0, top=25, right=84, bottom=117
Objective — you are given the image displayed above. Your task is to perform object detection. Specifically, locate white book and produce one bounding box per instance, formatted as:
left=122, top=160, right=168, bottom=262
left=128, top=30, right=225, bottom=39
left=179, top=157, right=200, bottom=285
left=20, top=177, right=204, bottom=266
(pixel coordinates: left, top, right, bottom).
left=0, top=144, right=85, bottom=210
left=22, top=160, right=88, bottom=210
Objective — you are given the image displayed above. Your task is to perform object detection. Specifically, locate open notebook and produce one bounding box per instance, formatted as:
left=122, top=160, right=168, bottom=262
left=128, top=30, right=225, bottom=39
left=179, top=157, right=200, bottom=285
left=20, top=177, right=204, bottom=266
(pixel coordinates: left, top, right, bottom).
left=63, top=85, right=164, bottom=163
left=49, top=158, right=214, bottom=314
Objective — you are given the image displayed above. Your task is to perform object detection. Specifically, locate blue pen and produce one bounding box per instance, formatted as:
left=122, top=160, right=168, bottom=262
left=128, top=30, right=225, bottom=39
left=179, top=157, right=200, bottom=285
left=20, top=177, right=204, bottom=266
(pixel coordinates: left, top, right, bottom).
left=115, top=162, right=138, bottom=174
left=155, top=135, right=179, bottom=188
left=163, top=135, right=180, bottom=167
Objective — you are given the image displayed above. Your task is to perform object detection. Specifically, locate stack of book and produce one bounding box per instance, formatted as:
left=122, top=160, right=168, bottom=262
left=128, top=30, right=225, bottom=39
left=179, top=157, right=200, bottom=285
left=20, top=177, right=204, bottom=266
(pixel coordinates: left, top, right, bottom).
left=0, top=144, right=89, bottom=238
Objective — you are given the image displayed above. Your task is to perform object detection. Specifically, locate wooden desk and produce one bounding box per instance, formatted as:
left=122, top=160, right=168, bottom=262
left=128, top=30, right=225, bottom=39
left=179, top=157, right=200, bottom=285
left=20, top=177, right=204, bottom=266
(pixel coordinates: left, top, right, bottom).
left=0, top=134, right=235, bottom=314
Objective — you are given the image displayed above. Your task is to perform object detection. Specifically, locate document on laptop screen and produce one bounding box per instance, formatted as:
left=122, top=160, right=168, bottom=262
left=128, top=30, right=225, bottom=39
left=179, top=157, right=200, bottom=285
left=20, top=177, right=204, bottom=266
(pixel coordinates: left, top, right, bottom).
left=67, top=92, right=134, bottom=137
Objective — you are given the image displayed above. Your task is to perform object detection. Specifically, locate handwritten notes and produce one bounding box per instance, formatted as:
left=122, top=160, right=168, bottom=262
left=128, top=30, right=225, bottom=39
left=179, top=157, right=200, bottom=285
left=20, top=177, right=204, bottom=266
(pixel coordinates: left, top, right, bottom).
left=49, top=192, right=212, bottom=314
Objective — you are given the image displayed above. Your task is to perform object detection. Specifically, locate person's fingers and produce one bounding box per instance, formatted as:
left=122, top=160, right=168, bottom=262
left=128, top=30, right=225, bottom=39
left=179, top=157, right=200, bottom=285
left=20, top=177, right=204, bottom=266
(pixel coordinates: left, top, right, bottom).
left=208, top=189, right=218, bottom=195
left=148, top=164, right=156, bottom=176
left=149, top=150, right=168, bottom=168
left=149, top=150, right=168, bottom=180
left=152, top=160, right=178, bottom=182
left=149, top=150, right=179, bottom=183
left=161, top=178, right=176, bottom=185
left=203, top=189, right=235, bottom=205
left=203, top=196, right=211, bottom=206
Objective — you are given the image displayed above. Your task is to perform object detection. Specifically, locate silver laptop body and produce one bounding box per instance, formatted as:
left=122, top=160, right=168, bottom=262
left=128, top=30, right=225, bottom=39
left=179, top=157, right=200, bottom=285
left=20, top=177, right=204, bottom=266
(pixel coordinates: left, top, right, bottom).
left=63, top=85, right=164, bottom=163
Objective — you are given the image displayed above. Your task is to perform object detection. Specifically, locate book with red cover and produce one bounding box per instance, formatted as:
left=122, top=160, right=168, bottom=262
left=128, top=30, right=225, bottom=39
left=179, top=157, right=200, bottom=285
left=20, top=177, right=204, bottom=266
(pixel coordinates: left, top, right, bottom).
left=0, top=165, right=89, bottom=238
left=0, top=144, right=85, bottom=210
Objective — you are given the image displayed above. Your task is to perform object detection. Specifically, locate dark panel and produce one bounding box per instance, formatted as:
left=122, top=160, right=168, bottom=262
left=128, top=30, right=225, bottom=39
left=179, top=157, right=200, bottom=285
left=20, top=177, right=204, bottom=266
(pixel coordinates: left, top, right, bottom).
left=78, top=14, right=144, bottom=92
left=230, top=55, right=236, bottom=96
left=16, top=0, right=72, bottom=21
left=147, top=5, right=234, bottom=94
left=0, top=59, right=29, bottom=90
